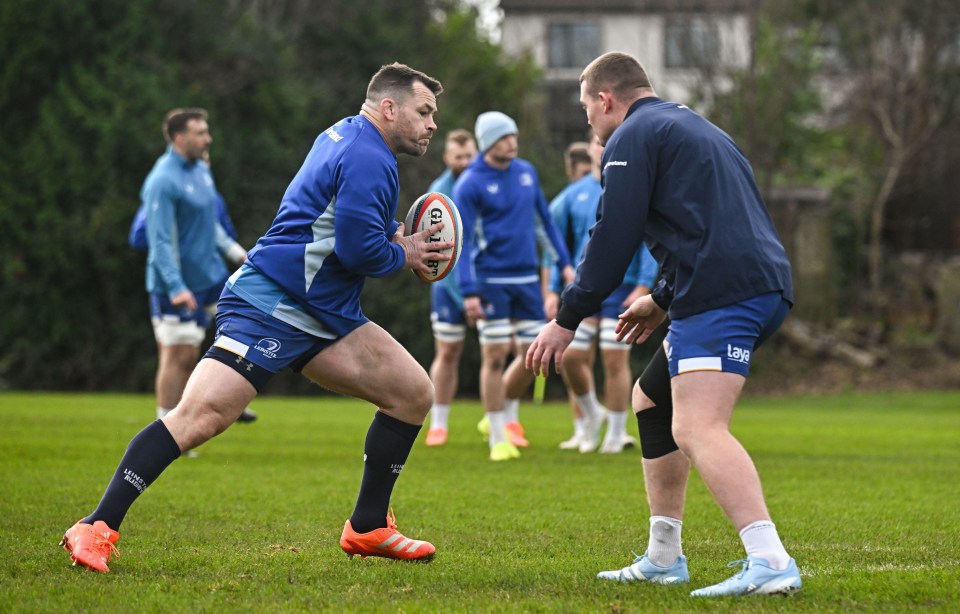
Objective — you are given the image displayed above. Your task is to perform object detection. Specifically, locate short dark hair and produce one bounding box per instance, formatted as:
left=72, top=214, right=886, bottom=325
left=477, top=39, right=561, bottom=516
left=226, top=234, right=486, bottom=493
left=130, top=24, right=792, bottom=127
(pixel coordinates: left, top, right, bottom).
left=564, top=141, right=591, bottom=171
left=446, top=129, right=475, bottom=148
left=163, top=108, right=208, bottom=143
left=580, top=52, right=653, bottom=101
left=366, top=62, right=443, bottom=104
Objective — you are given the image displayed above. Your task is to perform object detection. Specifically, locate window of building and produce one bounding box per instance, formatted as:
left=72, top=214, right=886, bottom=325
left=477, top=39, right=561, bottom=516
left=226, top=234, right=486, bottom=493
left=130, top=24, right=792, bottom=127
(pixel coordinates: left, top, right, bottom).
left=665, top=17, right=719, bottom=69
left=548, top=21, right=601, bottom=69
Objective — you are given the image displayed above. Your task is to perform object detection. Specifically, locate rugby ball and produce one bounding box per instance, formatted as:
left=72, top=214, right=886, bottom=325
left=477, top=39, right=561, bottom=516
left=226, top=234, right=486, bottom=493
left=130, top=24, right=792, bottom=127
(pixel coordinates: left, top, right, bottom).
left=404, top=192, right=463, bottom=283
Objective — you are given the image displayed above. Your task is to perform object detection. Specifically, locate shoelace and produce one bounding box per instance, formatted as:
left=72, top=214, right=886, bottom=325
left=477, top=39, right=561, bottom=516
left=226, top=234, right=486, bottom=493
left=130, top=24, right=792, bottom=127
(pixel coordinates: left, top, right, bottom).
left=723, top=559, right=750, bottom=581
left=84, top=529, right=121, bottom=561
left=385, top=508, right=398, bottom=532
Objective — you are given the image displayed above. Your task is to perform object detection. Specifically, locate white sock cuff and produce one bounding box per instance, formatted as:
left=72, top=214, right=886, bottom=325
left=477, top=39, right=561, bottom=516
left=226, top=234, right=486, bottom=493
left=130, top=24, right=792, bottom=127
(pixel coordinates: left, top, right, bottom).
left=739, top=520, right=775, bottom=538
left=650, top=515, right=683, bottom=528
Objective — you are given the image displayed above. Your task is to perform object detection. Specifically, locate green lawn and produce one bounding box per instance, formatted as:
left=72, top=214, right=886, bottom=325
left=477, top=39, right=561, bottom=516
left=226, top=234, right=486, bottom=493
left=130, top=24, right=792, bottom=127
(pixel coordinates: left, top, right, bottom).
left=2, top=391, right=959, bottom=613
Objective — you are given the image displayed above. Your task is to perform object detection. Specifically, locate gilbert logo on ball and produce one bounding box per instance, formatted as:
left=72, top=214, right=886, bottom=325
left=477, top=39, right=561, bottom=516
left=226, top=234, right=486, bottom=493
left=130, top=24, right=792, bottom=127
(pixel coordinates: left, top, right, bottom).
left=404, top=192, right=463, bottom=282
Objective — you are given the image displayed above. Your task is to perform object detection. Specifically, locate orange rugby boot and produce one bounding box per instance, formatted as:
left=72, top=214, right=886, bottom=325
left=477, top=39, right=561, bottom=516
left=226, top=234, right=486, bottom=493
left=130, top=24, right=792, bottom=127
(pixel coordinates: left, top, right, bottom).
left=340, top=509, right=435, bottom=562
left=504, top=421, right=529, bottom=447
left=425, top=427, right=448, bottom=447
left=59, top=519, right=120, bottom=572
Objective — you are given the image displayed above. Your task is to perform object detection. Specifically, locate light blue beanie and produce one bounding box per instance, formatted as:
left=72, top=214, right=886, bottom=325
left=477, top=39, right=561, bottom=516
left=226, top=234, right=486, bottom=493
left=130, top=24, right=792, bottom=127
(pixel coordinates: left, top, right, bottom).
left=475, top=111, right=518, bottom=152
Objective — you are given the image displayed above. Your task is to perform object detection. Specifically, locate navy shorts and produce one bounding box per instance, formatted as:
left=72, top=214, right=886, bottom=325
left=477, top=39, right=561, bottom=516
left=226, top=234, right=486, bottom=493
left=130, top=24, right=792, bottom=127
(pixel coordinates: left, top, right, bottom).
left=430, top=283, right=465, bottom=326
left=664, top=292, right=790, bottom=378
left=149, top=283, right=225, bottom=346
left=431, top=283, right=466, bottom=343
left=149, top=283, right=224, bottom=328
left=475, top=280, right=546, bottom=345
left=204, top=293, right=343, bottom=391
left=478, top=280, right=545, bottom=321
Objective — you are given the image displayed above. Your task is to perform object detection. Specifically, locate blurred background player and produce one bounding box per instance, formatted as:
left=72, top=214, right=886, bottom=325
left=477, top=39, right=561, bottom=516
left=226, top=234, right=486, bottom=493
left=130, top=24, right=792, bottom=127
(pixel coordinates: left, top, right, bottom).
left=540, top=140, right=591, bottom=298
left=136, top=109, right=254, bottom=427
left=454, top=111, right=573, bottom=461
left=424, top=129, right=478, bottom=446
left=564, top=141, right=592, bottom=182
left=545, top=130, right=658, bottom=453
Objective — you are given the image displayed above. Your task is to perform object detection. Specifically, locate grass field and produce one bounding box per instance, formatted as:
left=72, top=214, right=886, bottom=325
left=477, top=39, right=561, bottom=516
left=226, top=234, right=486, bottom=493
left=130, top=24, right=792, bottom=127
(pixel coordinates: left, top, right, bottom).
left=2, top=391, right=959, bottom=613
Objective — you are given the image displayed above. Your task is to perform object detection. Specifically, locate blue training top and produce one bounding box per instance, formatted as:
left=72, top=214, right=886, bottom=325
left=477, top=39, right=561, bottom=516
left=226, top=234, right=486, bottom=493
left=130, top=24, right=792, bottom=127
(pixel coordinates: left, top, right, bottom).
left=547, top=173, right=658, bottom=295
left=558, top=97, right=793, bottom=327
left=141, top=147, right=231, bottom=297
left=131, top=189, right=240, bottom=249
left=226, top=115, right=405, bottom=338
left=453, top=154, right=571, bottom=296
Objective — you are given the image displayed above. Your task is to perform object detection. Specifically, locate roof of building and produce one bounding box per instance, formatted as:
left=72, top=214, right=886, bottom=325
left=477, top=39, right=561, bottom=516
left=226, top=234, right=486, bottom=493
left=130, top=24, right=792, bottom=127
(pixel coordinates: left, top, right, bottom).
left=500, top=0, right=749, bottom=13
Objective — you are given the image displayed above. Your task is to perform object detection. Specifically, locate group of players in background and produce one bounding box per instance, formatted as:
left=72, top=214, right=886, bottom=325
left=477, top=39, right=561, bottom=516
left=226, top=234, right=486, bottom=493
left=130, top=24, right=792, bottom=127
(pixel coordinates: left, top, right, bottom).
left=423, top=117, right=659, bottom=460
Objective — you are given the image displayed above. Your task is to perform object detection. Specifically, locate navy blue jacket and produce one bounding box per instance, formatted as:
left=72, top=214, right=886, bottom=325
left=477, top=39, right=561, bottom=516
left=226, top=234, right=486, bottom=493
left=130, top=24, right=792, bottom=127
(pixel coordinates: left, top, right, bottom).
left=558, top=97, right=793, bottom=328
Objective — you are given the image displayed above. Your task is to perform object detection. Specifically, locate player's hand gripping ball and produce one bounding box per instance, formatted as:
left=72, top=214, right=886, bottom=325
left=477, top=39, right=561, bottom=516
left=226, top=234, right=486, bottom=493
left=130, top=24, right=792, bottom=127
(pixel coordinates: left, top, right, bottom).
left=404, top=192, right=463, bottom=282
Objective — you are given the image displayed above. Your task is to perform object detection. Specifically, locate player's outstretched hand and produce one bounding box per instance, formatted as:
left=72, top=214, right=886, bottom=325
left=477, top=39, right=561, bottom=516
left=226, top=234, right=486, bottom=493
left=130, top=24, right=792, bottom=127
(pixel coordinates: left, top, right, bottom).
left=616, top=294, right=667, bottom=345
left=394, top=222, right=454, bottom=276
left=525, top=320, right=575, bottom=376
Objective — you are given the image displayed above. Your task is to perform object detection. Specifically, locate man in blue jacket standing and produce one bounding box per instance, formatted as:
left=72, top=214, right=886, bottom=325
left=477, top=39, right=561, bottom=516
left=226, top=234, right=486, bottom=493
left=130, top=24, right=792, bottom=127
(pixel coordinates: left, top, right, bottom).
left=527, top=52, right=801, bottom=597
left=454, top=111, right=574, bottom=461
left=139, top=109, right=253, bottom=425
left=130, top=120, right=256, bottom=426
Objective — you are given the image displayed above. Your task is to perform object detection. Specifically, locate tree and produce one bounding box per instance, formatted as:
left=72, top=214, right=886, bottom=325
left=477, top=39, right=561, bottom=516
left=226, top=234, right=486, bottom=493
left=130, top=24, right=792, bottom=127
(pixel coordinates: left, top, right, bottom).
left=689, top=2, right=825, bottom=194
left=812, top=0, right=960, bottom=300
left=0, top=0, right=545, bottom=392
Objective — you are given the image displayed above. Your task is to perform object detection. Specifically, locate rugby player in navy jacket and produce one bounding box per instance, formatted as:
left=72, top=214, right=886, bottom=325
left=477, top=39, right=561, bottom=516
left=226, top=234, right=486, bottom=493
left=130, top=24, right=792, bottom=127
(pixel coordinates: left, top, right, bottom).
left=527, top=52, right=802, bottom=597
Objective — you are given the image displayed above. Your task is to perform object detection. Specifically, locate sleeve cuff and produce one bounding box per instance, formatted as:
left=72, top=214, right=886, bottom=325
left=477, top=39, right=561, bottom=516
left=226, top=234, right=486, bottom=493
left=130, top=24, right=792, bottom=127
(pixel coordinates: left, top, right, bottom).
left=555, top=304, right=584, bottom=332
left=651, top=289, right=671, bottom=311
left=225, top=242, right=247, bottom=264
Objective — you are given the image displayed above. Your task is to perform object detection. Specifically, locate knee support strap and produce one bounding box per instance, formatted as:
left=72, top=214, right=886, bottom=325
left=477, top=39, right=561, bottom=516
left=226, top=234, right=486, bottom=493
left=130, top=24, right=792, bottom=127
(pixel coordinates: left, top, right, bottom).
left=636, top=346, right=680, bottom=459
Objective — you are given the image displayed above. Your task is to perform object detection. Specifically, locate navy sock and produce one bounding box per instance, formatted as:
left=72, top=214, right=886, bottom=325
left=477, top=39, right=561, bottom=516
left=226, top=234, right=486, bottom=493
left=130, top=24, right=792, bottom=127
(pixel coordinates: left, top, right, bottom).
left=84, top=420, right=181, bottom=530
left=349, top=411, right=421, bottom=533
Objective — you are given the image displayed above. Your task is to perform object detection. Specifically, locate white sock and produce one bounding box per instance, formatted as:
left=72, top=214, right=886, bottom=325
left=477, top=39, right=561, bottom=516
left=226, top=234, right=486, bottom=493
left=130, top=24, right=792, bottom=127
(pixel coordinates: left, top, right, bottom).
left=647, top=516, right=683, bottom=566
left=430, top=404, right=450, bottom=430
left=606, top=410, right=628, bottom=439
left=572, top=417, right=586, bottom=437
left=503, top=398, right=520, bottom=424
left=487, top=411, right=508, bottom=447
left=739, top=520, right=790, bottom=570
left=575, top=390, right=603, bottom=420
left=157, top=407, right=172, bottom=419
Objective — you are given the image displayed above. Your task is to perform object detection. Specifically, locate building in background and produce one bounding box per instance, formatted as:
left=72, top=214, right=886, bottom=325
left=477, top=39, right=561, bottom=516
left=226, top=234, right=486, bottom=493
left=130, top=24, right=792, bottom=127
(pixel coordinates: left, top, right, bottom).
left=499, top=0, right=751, bottom=147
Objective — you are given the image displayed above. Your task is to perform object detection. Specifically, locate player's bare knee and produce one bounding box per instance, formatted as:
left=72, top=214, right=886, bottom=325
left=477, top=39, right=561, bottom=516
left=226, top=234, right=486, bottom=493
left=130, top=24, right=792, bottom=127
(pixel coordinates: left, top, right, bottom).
left=670, top=418, right=703, bottom=456
left=483, top=353, right=506, bottom=372
left=633, top=381, right=656, bottom=412
left=398, top=372, right=434, bottom=420
left=437, top=344, right=462, bottom=365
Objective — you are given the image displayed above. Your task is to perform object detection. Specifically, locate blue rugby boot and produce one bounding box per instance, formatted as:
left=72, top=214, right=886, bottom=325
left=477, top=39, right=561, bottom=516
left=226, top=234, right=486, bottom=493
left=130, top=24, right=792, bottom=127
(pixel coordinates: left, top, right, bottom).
left=690, top=557, right=801, bottom=597
left=597, top=552, right=689, bottom=584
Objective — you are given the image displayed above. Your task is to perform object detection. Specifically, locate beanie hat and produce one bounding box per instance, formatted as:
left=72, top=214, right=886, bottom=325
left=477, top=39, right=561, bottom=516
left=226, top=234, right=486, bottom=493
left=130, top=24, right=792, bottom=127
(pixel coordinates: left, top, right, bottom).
left=475, top=111, right=518, bottom=152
